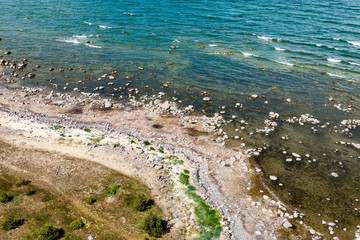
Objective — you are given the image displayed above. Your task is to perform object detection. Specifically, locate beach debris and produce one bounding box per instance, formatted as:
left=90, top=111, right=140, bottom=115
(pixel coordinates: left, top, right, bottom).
left=269, top=175, right=278, bottom=181
left=170, top=45, right=177, bottom=49
left=330, top=172, right=339, bottom=178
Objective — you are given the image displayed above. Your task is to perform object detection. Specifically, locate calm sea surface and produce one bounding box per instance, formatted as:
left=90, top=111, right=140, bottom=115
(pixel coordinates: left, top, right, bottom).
left=1, top=0, right=360, bottom=238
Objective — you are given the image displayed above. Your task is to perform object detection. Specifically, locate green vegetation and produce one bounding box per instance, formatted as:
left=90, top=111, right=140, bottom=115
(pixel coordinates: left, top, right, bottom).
left=25, top=187, right=36, bottom=196
left=183, top=169, right=190, bottom=174
left=1, top=216, right=24, bottom=231
left=86, top=196, right=97, bottom=205
left=113, top=143, right=120, bottom=148
left=141, top=212, right=166, bottom=238
left=90, top=135, right=104, bottom=143
left=105, top=184, right=120, bottom=195
left=68, top=220, right=85, bottom=230
left=180, top=172, right=189, bottom=185
left=15, top=177, right=31, bottom=187
left=0, top=193, right=13, bottom=203
left=143, top=141, right=151, bottom=146
left=179, top=170, right=222, bottom=239
left=84, top=128, right=91, bottom=132
left=38, top=224, right=64, bottom=240
left=129, top=194, right=154, bottom=212
left=50, top=125, right=62, bottom=130
left=167, top=155, right=184, bottom=165
left=158, top=149, right=164, bottom=153
left=150, top=147, right=155, bottom=151
left=131, top=140, right=136, bottom=144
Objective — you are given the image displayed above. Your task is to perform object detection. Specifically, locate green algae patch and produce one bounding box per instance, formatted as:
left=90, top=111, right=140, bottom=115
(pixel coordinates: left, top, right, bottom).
left=179, top=170, right=222, bottom=240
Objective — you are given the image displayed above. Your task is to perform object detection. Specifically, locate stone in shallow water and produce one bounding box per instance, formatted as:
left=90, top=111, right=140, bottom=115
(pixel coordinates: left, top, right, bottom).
left=292, top=152, right=301, bottom=158
left=330, top=172, right=339, bottom=178
left=203, top=97, right=211, bottom=101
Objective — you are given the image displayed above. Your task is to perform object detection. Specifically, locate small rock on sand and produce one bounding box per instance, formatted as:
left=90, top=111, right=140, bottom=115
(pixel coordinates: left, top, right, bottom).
left=283, top=221, right=292, bottom=229
left=104, top=99, right=112, bottom=108
left=160, top=101, right=170, bottom=110
left=269, top=175, right=278, bottom=181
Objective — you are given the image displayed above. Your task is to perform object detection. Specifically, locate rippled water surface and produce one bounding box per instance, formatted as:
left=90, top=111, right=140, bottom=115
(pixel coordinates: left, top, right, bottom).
left=1, top=0, right=360, bottom=238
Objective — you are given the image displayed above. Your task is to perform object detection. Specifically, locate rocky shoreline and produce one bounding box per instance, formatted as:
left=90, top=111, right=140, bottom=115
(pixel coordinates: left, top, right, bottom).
left=0, top=82, right=326, bottom=239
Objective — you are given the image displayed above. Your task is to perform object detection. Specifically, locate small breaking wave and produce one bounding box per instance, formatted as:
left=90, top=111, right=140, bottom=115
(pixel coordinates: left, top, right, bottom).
left=327, top=58, right=342, bottom=63
left=350, top=62, right=360, bottom=66
left=84, top=21, right=94, bottom=26
left=257, top=36, right=272, bottom=41
left=209, top=44, right=218, bottom=47
left=274, top=47, right=285, bottom=51
left=348, top=41, right=360, bottom=47
left=73, top=35, right=87, bottom=39
left=242, top=52, right=253, bottom=57
left=84, top=43, right=102, bottom=49
left=327, top=72, right=347, bottom=79
left=276, top=61, right=294, bottom=66
left=123, top=12, right=135, bottom=15
left=99, top=25, right=112, bottom=29
left=59, top=38, right=81, bottom=44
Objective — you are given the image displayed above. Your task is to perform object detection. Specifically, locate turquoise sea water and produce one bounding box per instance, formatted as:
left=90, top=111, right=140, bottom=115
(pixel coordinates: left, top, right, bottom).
left=1, top=0, right=360, bottom=238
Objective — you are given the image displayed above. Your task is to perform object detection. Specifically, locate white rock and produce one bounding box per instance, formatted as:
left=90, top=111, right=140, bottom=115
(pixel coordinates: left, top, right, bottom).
left=286, top=98, right=292, bottom=103
left=331, top=172, right=339, bottom=178
left=251, top=94, right=258, bottom=99
left=283, top=221, right=292, bottom=229
left=269, top=175, right=278, bottom=181
left=292, top=152, right=301, bottom=158
left=160, top=101, right=170, bottom=110
left=104, top=99, right=112, bottom=108
left=203, top=97, right=211, bottom=101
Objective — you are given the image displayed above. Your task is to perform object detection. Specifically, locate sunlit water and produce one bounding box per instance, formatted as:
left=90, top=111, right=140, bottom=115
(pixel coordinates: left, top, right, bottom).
left=1, top=0, right=360, bottom=237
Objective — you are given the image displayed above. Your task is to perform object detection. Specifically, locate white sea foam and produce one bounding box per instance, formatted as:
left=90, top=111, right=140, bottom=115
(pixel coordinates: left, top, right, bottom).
left=327, top=72, right=346, bottom=79
left=84, top=21, right=94, bottom=26
left=84, top=43, right=102, bottom=49
left=348, top=41, right=360, bottom=47
left=209, top=44, right=218, bottom=47
left=242, top=52, right=253, bottom=57
left=350, top=62, right=360, bottom=66
left=99, top=25, right=112, bottom=29
left=333, top=38, right=340, bottom=41
left=277, top=61, right=294, bottom=66
left=327, top=58, right=342, bottom=63
left=258, top=36, right=272, bottom=41
left=316, top=43, right=323, bottom=47
left=73, top=35, right=87, bottom=39
left=59, top=38, right=81, bottom=44
left=274, top=47, right=285, bottom=51
left=123, top=12, right=135, bottom=15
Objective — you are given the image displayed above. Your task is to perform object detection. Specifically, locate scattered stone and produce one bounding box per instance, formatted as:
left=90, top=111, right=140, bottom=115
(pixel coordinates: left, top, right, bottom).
left=203, top=97, right=211, bottom=102
left=292, top=153, right=301, bottom=158
left=286, top=98, right=292, bottom=103
left=269, top=175, right=278, bottom=181
left=283, top=221, right=292, bottom=229
left=251, top=94, right=258, bottom=99
left=104, top=99, right=112, bottom=108
left=330, top=172, right=339, bottom=178
left=27, top=73, right=35, bottom=78
left=160, top=101, right=170, bottom=110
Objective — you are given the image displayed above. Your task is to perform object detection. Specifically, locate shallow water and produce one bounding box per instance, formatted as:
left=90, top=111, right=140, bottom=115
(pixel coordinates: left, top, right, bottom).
left=1, top=0, right=360, bottom=238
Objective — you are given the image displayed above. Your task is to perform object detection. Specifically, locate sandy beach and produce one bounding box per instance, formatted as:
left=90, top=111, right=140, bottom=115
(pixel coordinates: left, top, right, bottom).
left=0, top=82, right=324, bottom=239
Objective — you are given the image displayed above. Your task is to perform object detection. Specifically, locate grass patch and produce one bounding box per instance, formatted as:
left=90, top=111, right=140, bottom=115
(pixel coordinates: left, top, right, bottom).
left=183, top=169, right=190, bottom=174
left=86, top=196, right=97, bottom=205
left=167, top=155, right=184, bottom=165
left=15, top=177, right=31, bottom=187
left=25, top=187, right=36, bottom=196
left=37, top=224, right=65, bottom=240
left=180, top=171, right=222, bottom=239
left=0, top=193, right=13, bottom=203
left=128, top=194, right=154, bottom=212
left=50, top=125, right=62, bottom=130
left=105, top=184, right=120, bottom=195
left=150, top=147, right=155, bottom=151
left=68, top=220, right=85, bottom=230
left=140, top=212, right=166, bottom=238
left=143, top=141, right=151, bottom=146
left=113, top=143, right=120, bottom=148
left=131, top=140, right=136, bottom=144
left=90, top=135, right=104, bottom=143
left=180, top=173, right=189, bottom=185
left=1, top=215, right=24, bottom=231
left=158, top=149, right=164, bottom=153
left=84, top=128, right=91, bottom=132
